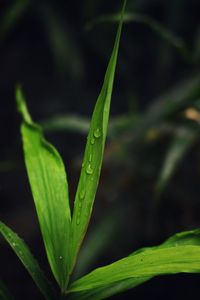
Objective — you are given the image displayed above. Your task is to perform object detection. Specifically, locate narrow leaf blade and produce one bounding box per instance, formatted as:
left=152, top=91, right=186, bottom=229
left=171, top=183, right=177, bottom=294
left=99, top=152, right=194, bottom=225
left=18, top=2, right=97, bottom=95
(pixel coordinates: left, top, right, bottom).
left=69, top=0, right=127, bottom=273
left=0, top=221, right=55, bottom=300
left=155, top=127, right=197, bottom=200
left=68, top=229, right=200, bottom=299
left=16, top=87, right=71, bottom=289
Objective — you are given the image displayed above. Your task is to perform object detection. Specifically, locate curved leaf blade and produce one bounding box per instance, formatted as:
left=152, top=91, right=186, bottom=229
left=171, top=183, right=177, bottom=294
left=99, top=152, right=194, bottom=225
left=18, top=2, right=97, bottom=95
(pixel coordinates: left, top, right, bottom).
left=69, top=0, right=127, bottom=274
left=0, top=221, right=56, bottom=300
left=68, top=229, right=200, bottom=299
left=16, top=88, right=71, bottom=289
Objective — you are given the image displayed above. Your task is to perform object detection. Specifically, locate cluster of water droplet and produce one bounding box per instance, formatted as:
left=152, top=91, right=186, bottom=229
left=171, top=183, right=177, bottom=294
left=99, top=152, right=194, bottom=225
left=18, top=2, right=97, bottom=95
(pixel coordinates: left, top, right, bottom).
left=76, top=128, right=101, bottom=225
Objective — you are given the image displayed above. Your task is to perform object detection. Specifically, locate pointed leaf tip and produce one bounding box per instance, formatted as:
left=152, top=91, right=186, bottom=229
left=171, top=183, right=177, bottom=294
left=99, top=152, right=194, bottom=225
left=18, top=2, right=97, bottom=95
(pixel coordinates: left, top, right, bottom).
left=69, top=0, right=127, bottom=274
left=16, top=86, right=32, bottom=123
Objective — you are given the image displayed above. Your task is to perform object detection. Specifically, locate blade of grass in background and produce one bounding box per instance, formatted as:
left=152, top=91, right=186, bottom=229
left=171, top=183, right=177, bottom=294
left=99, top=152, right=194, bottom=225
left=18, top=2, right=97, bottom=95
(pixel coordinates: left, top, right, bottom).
left=123, top=75, right=200, bottom=144
left=42, top=75, right=200, bottom=143
left=0, top=280, right=14, bottom=300
left=42, top=114, right=135, bottom=139
left=0, top=221, right=56, bottom=300
left=68, top=229, right=200, bottom=299
left=69, top=0, right=127, bottom=275
left=73, top=209, right=122, bottom=279
left=16, top=87, right=71, bottom=290
left=155, top=127, right=198, bottom=201
left=38, top=4, right=84, bottom=76
left=0, top=160, right=19, bottom=172
left=86, top=12, right=190, bottom=61
left=0, top=0, right=30, bottom=39
left=42, top=115, right=90, bottom=135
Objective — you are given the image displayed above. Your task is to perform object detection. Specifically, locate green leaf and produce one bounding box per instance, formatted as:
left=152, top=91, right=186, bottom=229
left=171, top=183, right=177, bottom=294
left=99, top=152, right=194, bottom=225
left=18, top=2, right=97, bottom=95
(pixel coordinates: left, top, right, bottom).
left=155, top=127, right=197, bottom=200
left=68, top=229, right=200, bottom=299
left=68, top=277, right=149, bottom=300
left=69, top=0, right=127, bottom=274
left=16, top=87, right=71, bottom=289
left=0, top=221, right=55, bottom=300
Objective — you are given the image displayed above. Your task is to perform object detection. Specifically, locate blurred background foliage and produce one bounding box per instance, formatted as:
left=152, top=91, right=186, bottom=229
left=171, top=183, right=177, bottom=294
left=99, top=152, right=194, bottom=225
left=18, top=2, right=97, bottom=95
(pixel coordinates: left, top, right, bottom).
left=1, top=0, right=200, bottom=299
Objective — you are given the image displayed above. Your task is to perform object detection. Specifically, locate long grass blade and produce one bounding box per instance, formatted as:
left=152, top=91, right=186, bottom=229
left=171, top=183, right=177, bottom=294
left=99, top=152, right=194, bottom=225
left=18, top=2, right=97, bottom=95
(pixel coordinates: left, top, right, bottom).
left=16, top=87, right=71, bottom=289
left=0, top=221, right=55, bottom=300
left=155, top=127, right=197, bottom=200
left=69, top=0, right=127, bottom=275
left=68, top=229, right=200, bottom=299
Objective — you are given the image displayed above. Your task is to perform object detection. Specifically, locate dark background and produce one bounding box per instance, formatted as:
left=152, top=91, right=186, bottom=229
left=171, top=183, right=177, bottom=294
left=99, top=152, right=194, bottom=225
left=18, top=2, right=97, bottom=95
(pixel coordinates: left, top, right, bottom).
left=1, top=0, right=200, bottom=299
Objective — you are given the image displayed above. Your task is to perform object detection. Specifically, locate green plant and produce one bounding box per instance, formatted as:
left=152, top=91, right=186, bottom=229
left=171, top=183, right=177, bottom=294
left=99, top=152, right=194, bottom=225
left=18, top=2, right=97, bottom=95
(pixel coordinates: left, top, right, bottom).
left=1, top=1, right=200, bottom=299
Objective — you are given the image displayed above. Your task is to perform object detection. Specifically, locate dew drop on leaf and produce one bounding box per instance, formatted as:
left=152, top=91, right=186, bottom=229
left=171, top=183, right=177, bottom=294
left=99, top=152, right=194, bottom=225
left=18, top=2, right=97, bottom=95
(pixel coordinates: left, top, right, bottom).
left=90, top=137, right=95, bottom=145
left=79, top=189, right=86, bottom=200
left=86, top=164, right=93, bottom=175
left=94, top=128, right=101, bottom=138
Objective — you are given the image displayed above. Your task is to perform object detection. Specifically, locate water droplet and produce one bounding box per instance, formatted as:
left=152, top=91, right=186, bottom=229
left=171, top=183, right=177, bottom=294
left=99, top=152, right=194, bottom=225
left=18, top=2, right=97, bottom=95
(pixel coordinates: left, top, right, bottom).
left=76, top=218, right=80, bottom=225
left=78, top=202, right=82, bottom=208
left=12, top=242, right=16, bottom=247
left=89, top=154, right=92, bottom=162
left=94, top=128, right=101, bottom=138
left=90, top=137, right=95, bottom=145
left=82, top=162, right=85, bottom=168
left=86, top=164, right=93, bottom=175
left=79, top=189, right=86, bottom=200
left=59, top=256, right=63, bottom=260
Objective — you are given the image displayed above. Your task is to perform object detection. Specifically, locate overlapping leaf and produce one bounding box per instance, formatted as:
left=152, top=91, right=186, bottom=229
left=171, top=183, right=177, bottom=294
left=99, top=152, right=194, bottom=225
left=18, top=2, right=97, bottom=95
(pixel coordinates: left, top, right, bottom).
left=68, top=229, right=200, bottom=299
left=0, top=221, right=55, bottom=300
left=16, top=87, right=71, bottom=289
